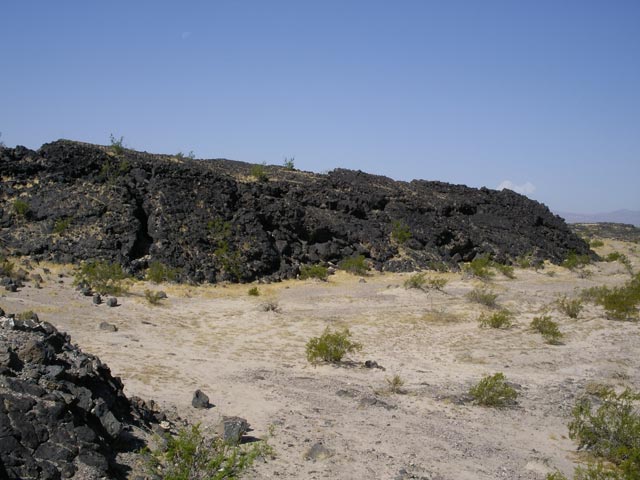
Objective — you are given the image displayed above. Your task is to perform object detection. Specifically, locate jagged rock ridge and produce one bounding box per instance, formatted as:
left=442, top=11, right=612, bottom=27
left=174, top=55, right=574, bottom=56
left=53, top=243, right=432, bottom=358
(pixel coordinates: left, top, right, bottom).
left=0, top=140, right=590, bottom=282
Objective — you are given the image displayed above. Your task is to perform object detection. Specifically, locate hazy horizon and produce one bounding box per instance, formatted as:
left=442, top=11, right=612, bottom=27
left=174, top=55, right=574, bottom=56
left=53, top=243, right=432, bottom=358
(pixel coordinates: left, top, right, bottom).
left=1, top=1, right=639, bottom=214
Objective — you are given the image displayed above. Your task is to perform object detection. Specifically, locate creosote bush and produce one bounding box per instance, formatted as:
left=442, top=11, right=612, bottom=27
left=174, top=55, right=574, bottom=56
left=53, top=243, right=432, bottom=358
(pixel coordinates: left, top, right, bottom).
left=109, top=134, right=125, bottom=155
left=247, top=286, right=260, bottom=296
left=306, top=327, right=362, bottom=364
left=562, top=251, right=591, bottom=271
left=13, top=198, right=29, bottom=217
left=386, top=374, right=406, bottom=394
left=53, top=217, right=72, bottom=234
left=495, top=263, right=516, bottom=279
left=463, top=255, right=495, bottom=279
left=468, top=372, right=517, bottom=407
left=146, top=261, right=179, bottom=283
left=557, top=295, right=583, bottom=319
left=0, top=256, right=14, bottom=278
left=478, top=310, right=513, bottom=329
left=581, top=274, right=640, bottom=321
left=299, top=264, right=329, bottom=281
left=404, top=273, right=427, bottom=290
left=589, top=239, right=605, bottom=248
left=143, top=423, right=271, bottom=480
left=466, top=286, right=498, bottom=308
left=74, top=260, right=129, bottom=295
left=250, top=163, right=268, bottom=182
left=530, top=315, right=563, bottom=344
left=283, top=156, right=295, bottom=170
left=605, top=252, right=634, bottom=275
left=391, top=220, right=412, bottom=244
left=339, top=255, right=369, bottom=276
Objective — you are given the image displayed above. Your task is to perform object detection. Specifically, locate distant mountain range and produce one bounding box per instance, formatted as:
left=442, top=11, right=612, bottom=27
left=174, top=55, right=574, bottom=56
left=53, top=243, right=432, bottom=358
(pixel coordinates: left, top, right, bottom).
left=555, top=209, right=640, bottom=227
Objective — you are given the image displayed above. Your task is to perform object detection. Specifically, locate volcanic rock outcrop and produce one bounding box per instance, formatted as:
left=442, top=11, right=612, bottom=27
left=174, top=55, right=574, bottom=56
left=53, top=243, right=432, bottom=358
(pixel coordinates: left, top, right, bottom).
left=0, top=314, right=161, bottom=479
left=0, top=140, right=591, bottom=283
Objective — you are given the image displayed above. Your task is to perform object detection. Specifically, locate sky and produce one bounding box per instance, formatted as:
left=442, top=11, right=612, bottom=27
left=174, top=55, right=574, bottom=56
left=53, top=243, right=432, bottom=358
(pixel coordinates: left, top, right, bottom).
left=1, top=1, right=639, bottom=214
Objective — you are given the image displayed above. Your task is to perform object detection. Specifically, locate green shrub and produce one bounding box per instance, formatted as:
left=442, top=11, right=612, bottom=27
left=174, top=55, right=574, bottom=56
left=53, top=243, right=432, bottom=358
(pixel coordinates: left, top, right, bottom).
left=557, top=295, right=583, bottom=319
left=339, top=255, right=369, bottom=276
left=404, top=273, right=426, bottom=290
left=590, top=239, right=605, bottom=248
left=530, top=315, right=563, bottom=344
left=250, top=163, right=268, bottom=182
left=283, top=156, right=295, bottom=170
left=391, top=220, right=412, bottom=244
left=562, top=251, right=591, bottom=270
left=144, top=290, right=164, bottom=305
left=74, top=260, right=129, bottom=295
left=299, top=264, right=329, bottom=281
left=478, top=310, right=513, bottom=329
left=13, top=199, right=29, bottom=217
left=464, top=255, right=495, bottom=279
left=0, top=257, right=14, bottom=278
left=516, top=253, right=534, bottom=269
left=426, top=260, right=450, bottom=272
left=605, top=252, right=633, bottom=275
left=599, top=287, right=639, bottom=321
left=248, top=286, right=260, bottom=296
left=143, top=424, right=270, bottom=480
left=495, top=263, right=516, bottom=279
left=146, top=261, right=179, bottom=283
left=428, top=277, right=448, bottom=290
left=305, top=327, right=362, bottom=364
left=17, top=310, right=37, bottom=321
left=466, top=286, right=498, bottom=308
left=53, top=217, right=72, bottom=234
left=468, top=372, right=517, bottom=407
left=109, top=134, right=124, bottom=154
left=568, top=388, right=640, bottom=477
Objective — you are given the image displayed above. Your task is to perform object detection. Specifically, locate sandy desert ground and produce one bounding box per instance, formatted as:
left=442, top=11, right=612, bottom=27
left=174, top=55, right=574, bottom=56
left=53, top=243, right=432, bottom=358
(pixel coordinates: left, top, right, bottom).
left=1, top=238, right=639, bottom=480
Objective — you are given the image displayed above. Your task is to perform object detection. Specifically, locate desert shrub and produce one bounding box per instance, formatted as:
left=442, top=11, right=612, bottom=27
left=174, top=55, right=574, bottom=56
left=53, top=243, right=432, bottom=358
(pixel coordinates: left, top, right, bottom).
left=109, top=133, right=124, bottom=154
left=391, top=220, right=412, bottom=244
left=0, top=257, right=14, bottom=277
left=144, top=290, right=164, bottom=305
left=557, top=295, right=583, bottom=319
left=562, top=251, right=591, bottom=270
left=468, top=372, right=517, bottom=407
left=530, top=315, right=563, bottom=344
left=426, top=260, right=449, bottom=272
left=261, top=301, right=280, bottom=312
left=305, top=327, right=362, bottom=364
left=605, top=252, right=633, bottom=275
left=598, top=287, right=639, bottom=321
left=17, top=310, right=37, bottom=321
left=590, top=239, right=605, bottom=248
left=428, top=277, right=448, bottom=290
left=175, top=150, right=195, bottom=160
left=74, top=260, right=129, bottom=295
left=250, top=163, right=268, bottom=182
left=53, top=217, right=72, bottom=234
left=404, top=273, right=427, bottom=290
left=13, top=199, right=29, bottom=217
left=99, top=158, right=131, bottom=182
left=466, top=286, right=498, bottom=308
left=339, top=255, right=369, bottom=276
left=463, top=255, right=495, bottom=279
left=386, top=374, right=406, bottom=394
left=299, top=264, right=329, bottom=281
left=516, top=253, right=534, bottom=269
left=478, top=310, right=513, bottom=329
left=247, top=286, right=260, bottom=296
left=568, top=388, right=640, bottom=477
left=146, top=261, right=179, bottom=283
left=495, top=263, right=516, bottom=279
left=143, top=424, right=270, bottom=480
left=283, top=156, right=295, bottom=170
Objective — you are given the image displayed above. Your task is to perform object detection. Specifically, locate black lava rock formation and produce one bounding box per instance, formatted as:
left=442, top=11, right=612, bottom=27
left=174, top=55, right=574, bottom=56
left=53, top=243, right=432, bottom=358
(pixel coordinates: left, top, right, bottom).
left=0, top=314, right=162, bottom=479
left=0, top=140, right=591, bottom=283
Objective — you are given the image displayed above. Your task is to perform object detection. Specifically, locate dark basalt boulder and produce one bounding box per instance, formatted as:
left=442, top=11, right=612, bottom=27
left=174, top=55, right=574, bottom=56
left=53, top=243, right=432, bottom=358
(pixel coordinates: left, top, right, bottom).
left=0, top=314, right=162, bottom=479
left=0, top=140, right=592, bottom=283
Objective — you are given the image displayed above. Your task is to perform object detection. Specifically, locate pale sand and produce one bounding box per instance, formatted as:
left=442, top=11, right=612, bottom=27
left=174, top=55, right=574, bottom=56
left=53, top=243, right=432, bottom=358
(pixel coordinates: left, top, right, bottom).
left=1, top=239, right=638, bottom=479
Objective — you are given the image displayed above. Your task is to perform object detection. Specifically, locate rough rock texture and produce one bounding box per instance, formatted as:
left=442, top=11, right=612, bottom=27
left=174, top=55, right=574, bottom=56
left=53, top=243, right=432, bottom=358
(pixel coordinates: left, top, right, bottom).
left=0, top=315, right=161, bottom=479
left=0, top=140, right=591, bottom=283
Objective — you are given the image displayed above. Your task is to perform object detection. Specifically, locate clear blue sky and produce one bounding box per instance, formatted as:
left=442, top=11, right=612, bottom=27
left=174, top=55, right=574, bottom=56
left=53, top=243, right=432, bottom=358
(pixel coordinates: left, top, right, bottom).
left=1, top=1, right=639, bottom=213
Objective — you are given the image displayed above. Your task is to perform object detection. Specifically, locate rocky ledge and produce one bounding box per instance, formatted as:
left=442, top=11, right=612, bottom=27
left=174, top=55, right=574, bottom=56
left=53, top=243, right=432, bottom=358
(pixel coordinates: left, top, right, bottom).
left=0, top=310, right=162, bottom=479
left=0, top=140, right=591, bottom=283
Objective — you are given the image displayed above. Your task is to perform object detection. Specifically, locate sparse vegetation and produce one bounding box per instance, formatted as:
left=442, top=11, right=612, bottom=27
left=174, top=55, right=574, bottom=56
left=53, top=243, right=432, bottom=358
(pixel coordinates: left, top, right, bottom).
left=143, top=423, right=271, bottom=480
left=530, top=315, right=563, bottom=344
left=53, top=217, right=72, bottom=234
left=175, top=150, right=195, bottom=160
left=581, top=276, right=640, bottom=321
left=109, top=134, right=125, bottom=154
left=404, top=272, right=427, bottom=290
left=478, top=310, right=513, bottom=329
left=426, top=260, right=450, bottom=272
left=495, top=263, right=516, bottom=279
left=261, top=301, right=280, bottom=312
left=427, top=277, right=448, bottom=290
left=466, top=286, right=498, bottom=308
left=299, top=264, right=329, bottom=281
left=391, top=220, right=412, bottom=245
left=250, top=163, right=268, bottom=182
left=283, top=156, right=295, bottom=170
left=605, top=252, right=634, bottom=275
left=339, top=255, right=369, bottom=276
left=557, top=295, right=583, bottom=319
left=468, top=372, right=517, bottom=407
left=73, top=260, right=129, bottom=295
left=590, top=239, right=605, bottom=248
left=516, top=253, right=535, bottom=269
left=144, top=290, right=165, bottom=305
left=0, top=256, right=14, bottom=278
left=248, top=286, right=260, bottom=296
left=386, top=374, right=406, bottom=394
left=463, top=255, right=495, bottom=279
left=13, top=198, right=30, bottom=217
left=146, top=261, right=179, bottom=283
left=16, top=310, right=37, bottom=321
left=305, top=327, right=362, bottom=364
left=99, top=158, right=131, bottom=182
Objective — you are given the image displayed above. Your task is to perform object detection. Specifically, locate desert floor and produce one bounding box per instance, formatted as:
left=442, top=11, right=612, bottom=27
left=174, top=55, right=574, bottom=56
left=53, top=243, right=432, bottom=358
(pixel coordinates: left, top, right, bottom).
left=1, top=239, right=639, bottom=480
